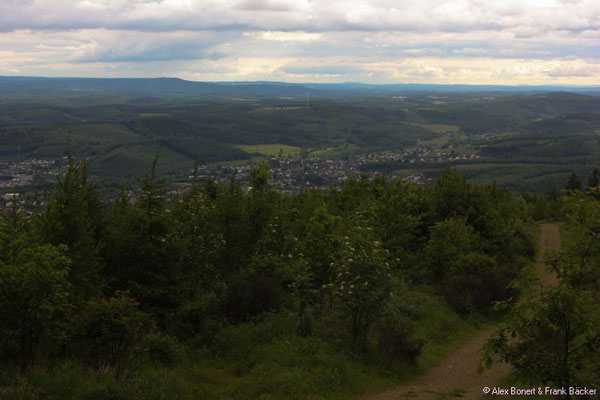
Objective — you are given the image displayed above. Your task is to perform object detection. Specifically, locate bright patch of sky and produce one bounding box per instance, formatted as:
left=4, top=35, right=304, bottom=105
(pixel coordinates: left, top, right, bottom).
left=0, top=0, right=598, bottom=84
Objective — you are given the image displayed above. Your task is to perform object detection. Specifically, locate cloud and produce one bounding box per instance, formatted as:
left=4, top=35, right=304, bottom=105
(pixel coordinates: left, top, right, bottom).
left=281, top=65, right=363, bottom=75
left=0, top=0, right=596, bottom=33
left=546, top=61, right=600, bottom=77
left=69, top=30, right=233, bottom=62
left=251, top=31, right=321, bottom=42
left=235, top=0, right=293, bottom=12
left=0, top=0, right=598, bottom=84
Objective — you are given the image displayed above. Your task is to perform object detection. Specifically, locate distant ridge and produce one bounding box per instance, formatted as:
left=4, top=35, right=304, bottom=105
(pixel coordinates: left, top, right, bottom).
left=0, top=76, right=598, bottom=100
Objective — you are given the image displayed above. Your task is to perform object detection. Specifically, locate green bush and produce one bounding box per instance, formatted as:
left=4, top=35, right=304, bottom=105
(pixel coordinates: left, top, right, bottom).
left=139, top=333, right=183, bottom=366
left=374, top=300, right=424, bottom=368
left=74, top=292, right=153, bottom=378
left=169, top=292, right=223, bottom=344
left=371, top=283, right=471, bottom=371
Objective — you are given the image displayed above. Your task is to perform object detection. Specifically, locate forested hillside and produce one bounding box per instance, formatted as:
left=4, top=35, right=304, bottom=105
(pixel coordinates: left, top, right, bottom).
left=0, top=154, right=543, bottom=399
left=1, top=92, right=598, bottom=167
left=1, top=77, right=600, bottom=193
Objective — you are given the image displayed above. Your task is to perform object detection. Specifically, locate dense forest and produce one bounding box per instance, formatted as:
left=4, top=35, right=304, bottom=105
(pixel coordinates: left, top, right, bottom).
left=1, top=154, right=599, bottom=399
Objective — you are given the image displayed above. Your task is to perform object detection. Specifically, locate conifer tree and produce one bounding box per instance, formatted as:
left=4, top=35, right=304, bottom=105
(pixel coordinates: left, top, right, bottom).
left=36, top=151, right=104, bottom=301
left=587, top=168, right=600, bottom=198
left=0, top=209, right=72, bottom=368
left=102, top=153, right=180, bottom=325
left=216, top=172, right=249, bottom=276
left=565, top=172, right=582, bottom=192
left=247, top=161, right=279, bottom=245
left=588, top=168, right=600, bottom=188
left=170, top=177, right=225, bottom=337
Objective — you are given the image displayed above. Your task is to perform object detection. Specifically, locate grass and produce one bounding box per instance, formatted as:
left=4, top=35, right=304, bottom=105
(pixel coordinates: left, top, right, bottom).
left=309, top=144, right=360, bottom=157
left=530, top=223, right=542, bottom=256
left=210, top=156, right=265, bottom=167
left=0, top=332, right=392, bottom=400
left=236, top=144, right=301, bottom=157
left=417, top=136, right=449, bottom=147
left=0, top=293, right=480, bottom=400
left=421, top=124, right=460, bottom=133
left=411, top=299, right=478, bottom=374
left=358, top=290, right=481, bottom=398
left=557, top=221, right=577, bottom=249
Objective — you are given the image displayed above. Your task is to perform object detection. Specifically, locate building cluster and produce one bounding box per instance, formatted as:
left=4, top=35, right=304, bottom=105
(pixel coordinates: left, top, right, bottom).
left=471, top=131, right=498, bottom=140
left=0, top=146, right=480, bottom=202
left=0, top=157, right=66, bottom=207
left=192, top=146, right=479, bottom=190
left=0, top=158, right=65, bottom=189
left=358, top=146, right=480, bottom=164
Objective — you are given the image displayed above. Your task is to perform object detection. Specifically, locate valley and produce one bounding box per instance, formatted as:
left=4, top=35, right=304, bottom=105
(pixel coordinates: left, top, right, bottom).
left=0, top=77, right=599, bottom=201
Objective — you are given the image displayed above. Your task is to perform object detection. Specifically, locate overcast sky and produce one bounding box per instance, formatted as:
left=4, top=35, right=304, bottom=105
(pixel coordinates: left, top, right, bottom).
left=1, top=0, right=599, bottom=84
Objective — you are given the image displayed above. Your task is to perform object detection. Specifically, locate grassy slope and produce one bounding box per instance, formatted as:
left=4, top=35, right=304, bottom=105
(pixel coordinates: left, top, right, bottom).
left=0, top=293, right=476, bottom=400
left=236, top=144, right=301, bottom=157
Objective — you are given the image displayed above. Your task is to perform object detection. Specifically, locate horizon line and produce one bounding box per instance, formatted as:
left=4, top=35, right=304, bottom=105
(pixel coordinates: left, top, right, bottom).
left=1, top=75, right=600, bottom=88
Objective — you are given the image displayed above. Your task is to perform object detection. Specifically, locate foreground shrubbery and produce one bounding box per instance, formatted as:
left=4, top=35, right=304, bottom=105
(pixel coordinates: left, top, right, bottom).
left=0, top=157, right=535, bottom=399
left=484, top=191, right=600, bottom=393
left=0, top=304, right=469, bottom=400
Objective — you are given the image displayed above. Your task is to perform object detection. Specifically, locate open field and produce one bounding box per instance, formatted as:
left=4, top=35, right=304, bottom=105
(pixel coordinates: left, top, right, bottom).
left=236, top=144, right=301, bottom=156
left=310, top=144, right=361, bottom=157
left=421, top=123, right=460, bottom=132
left=417, top=136, right=450, bottom=147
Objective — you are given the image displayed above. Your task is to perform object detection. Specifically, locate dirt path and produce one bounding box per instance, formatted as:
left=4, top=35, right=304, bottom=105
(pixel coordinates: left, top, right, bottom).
left=359, top=224, right=561, bottom=400
left=534, top=224, right=561, bottom=287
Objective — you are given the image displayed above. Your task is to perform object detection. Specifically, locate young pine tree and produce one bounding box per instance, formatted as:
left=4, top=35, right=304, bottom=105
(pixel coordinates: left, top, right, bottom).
left=35, top=152, right=104, bottom=302
left=565, top=172, right=582, bottom=192
left=102, top=154, right=181, bottom=325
